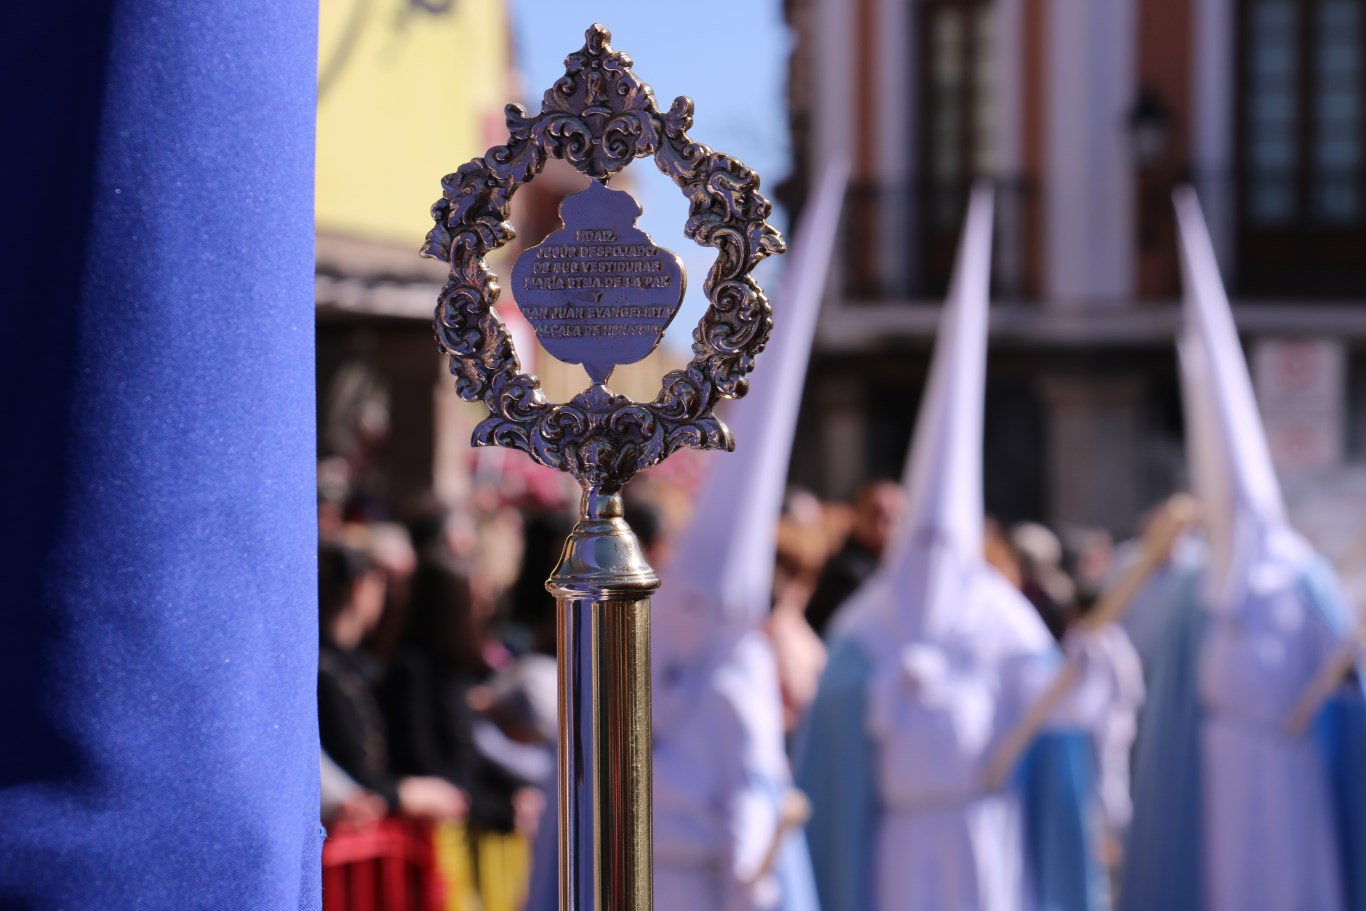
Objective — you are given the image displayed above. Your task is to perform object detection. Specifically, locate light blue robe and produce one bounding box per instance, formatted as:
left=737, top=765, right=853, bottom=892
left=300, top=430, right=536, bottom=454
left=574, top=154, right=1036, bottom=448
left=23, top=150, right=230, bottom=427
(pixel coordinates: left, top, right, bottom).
left=795, top=636, right=1108, bottom=911
left=1300, top=560, right=1366, bottom=911
left=1118, top=566, right=1205, bottom=911
left=1319, top=687, right=1366, bottom=911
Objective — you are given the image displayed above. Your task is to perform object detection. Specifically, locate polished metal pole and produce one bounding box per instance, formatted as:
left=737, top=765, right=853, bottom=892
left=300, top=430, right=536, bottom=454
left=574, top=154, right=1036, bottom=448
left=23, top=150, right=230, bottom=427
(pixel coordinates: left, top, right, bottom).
left=548, top=486, right=657, bottom=911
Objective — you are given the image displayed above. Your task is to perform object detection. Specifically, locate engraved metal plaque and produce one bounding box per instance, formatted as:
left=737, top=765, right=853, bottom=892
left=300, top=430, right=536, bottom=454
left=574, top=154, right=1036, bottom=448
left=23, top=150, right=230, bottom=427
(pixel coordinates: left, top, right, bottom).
left=511, top=181, right=685, bottom=385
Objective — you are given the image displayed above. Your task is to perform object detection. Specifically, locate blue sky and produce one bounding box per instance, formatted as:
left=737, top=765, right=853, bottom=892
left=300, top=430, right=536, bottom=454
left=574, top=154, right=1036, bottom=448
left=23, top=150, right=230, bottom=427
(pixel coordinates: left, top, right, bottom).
left=509, top=0, right=793, bottom=351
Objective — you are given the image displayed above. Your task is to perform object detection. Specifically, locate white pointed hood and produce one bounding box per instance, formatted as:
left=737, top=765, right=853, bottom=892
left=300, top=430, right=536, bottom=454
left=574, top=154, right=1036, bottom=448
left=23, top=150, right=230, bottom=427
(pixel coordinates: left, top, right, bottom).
left=894, top=187, right=992, bottom=580
left=1173, top=188, right=1309, bottom=610
left=836, top=184, right=1049, bottom=663
left=833, top=190, right=1058, bottom=813
left=884, top=186, right=999, bottom=641
left=652, top=162, right=849, bottom=670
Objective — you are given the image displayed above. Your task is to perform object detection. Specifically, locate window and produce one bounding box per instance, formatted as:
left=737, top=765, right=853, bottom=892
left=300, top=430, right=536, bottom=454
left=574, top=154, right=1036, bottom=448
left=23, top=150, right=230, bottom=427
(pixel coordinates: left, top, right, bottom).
left=923, top=0, right=997, bottom=227
left=1238, top=0, right=1366, bottom=295
left=914, top=0, right=1003, bottom=297
left=1246, top=0, right=1300, bottom=224
left=1315, top=0, right=1363, bottom=221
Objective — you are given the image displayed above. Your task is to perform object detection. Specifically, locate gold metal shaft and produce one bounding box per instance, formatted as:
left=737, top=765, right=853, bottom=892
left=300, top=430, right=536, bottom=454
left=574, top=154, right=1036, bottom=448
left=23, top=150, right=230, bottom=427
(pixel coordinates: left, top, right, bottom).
left=548, top=487, right=657, bottom=911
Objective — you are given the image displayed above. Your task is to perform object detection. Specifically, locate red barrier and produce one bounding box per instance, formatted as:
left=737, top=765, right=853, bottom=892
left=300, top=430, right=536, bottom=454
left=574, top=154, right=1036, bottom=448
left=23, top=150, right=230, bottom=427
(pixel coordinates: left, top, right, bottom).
left=322, top=818, right=445, bottom=911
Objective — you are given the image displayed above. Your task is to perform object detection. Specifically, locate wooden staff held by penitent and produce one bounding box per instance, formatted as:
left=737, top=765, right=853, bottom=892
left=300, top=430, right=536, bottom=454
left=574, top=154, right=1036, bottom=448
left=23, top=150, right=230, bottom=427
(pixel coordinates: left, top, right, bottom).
left=983, top=493, right=1201, bottom=791
left=743, top=789, right=813, bottom=891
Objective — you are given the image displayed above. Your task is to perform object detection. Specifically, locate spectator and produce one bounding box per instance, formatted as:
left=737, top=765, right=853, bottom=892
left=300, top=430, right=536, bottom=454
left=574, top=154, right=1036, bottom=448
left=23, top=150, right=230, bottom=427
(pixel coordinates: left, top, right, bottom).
left=317, top=540, right=467, bottom=823
left=804, top=480, right=902, bottom=635
left=1009, top=521, right=1074, bottom=641
left=771, top=489, right=834, bottom=731
left=510, top=505, right=576, bottom=658
left=381, top=551, right=538, bottom=834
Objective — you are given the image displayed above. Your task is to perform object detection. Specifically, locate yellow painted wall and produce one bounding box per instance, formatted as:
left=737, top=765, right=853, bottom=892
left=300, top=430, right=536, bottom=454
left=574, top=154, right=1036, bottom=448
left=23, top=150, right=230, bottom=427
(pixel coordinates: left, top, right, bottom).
left=316, top=0, right=511, bottom=246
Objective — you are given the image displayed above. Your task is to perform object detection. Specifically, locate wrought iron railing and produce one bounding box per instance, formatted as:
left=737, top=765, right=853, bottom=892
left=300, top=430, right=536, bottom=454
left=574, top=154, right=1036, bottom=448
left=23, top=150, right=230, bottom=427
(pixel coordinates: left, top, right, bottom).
left=841, top=177, right=1039, bottom=301
left=840, top=170, right=1366, bottom=303
left=1187, top=166, right=1366, bottom=299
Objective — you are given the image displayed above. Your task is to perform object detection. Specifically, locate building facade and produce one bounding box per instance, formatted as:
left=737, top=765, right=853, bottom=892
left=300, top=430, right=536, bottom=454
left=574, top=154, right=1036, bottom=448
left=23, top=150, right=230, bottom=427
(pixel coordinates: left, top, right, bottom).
left=313, top=2, right=685, bottom=516
left=783, top=0, right=1366, bottom=544
left=314, top=0, right=517, bottom=514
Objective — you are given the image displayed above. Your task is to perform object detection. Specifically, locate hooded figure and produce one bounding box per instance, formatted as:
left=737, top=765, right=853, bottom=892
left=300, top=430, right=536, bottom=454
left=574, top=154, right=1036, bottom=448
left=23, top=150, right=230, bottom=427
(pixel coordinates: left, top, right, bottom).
left=795, top=187, right=1106, bottom=911
left=647, top=164, right=848, bottom=911
left=1180, top=189, right=1363, bottom=911
left=522, top=165, right=845, bottom=911
left=1121, top=189, right=1366, bottom=911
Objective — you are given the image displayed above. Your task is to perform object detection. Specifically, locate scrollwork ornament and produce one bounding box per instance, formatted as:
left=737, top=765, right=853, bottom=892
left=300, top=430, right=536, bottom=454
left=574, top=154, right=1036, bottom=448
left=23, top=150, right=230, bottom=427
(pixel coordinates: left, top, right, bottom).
left=421, top=23, right=785, bottom=493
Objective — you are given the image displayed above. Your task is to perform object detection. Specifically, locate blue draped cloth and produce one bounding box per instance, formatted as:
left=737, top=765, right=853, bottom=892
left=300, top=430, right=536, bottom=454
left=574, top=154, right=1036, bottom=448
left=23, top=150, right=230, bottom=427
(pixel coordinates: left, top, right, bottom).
left=0, top=2, right=320, bottom=908
left=795, top=636, right=1107, bottom=911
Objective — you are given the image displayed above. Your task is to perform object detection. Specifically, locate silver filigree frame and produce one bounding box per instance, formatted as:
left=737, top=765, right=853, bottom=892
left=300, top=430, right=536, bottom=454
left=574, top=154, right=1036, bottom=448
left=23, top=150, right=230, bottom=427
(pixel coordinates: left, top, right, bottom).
left=421, top=24, right=785, bottom=492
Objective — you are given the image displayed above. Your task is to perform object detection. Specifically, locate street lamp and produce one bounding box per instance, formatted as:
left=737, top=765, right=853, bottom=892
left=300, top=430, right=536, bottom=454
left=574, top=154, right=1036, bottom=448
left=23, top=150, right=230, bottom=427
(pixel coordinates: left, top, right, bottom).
left=1127, top=87, right=1175, bottom=257
left=1127, top=87, right=1174, bottom=168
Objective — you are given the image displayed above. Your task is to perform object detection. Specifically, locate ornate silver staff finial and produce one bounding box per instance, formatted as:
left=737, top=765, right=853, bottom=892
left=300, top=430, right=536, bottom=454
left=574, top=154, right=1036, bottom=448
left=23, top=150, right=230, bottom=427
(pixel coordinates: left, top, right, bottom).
left=422, top=24, right=784, bottom=911
left=423, top=23, right=784, bottom=493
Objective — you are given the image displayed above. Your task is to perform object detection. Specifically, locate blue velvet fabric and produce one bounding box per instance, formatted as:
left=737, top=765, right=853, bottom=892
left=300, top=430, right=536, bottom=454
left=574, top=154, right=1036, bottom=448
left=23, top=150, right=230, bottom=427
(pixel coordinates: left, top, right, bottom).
left=0, top=2, right=320, bottom=908
left=1118, top=569, right=1205, bottom=911
left=795, top=636, right=1105, bottom=911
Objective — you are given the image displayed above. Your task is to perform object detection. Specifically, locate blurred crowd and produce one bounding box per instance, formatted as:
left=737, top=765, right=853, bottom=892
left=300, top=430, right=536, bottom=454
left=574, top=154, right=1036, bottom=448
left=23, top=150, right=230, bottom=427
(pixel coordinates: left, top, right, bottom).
left=317, top=456, right=561, bottom=843
left=314, top=452, right=1127, bottom=850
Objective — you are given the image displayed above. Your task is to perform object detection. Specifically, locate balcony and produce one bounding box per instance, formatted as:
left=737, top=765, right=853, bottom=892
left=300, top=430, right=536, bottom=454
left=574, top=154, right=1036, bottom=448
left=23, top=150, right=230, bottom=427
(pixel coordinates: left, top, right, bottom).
left=842, top=172, right=1366, bottom=305
left=1219, top=167, right=1365, bottom=299
left=841, top=177, right=1038, bottom=303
